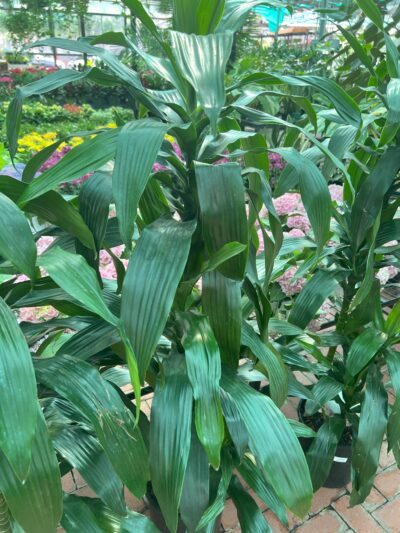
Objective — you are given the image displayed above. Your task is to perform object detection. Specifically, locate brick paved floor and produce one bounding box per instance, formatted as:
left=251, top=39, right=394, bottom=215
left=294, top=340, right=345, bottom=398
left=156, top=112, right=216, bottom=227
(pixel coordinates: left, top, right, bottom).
left=58, top=394, right=400, bottom=533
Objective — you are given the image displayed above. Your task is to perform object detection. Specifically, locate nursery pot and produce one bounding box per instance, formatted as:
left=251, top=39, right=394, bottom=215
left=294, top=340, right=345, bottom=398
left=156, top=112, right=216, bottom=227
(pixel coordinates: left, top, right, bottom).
left=297, top=400, right=352, bottom=489
left=145, top=487, right=223, bottom=533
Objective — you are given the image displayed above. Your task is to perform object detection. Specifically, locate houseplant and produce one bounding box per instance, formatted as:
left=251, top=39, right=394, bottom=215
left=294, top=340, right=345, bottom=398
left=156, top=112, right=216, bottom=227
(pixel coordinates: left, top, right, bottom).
left=251, top=0, right=400, bottom=501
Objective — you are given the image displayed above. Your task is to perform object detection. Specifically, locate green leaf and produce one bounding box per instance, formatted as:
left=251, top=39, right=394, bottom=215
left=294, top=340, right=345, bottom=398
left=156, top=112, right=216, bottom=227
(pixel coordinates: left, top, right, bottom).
left=355, top=0, right=384, bottom=29
left=170, top=31, right=233, bottom=132
left=241, top=323, right=288, bottom=407
left=274, top=148, right=331, bottom=252
left=54, top=427, right=125, bottom=514
left=180, top=426, right=210, bottom=533
left=228, top=476, right=271, bottom=533
left=387, top=398, right=400, bottom=467
left=220, top=390, right=248, bottom=458
left=222, top=372, right=313, bottom=517
left=0, top=409, right=62, bottom=533
left=345, top=328, right=387, bottom=381
left=181, top=313, right=224, bottom=468
left=0, top=297, right=37, bottom=481
left=197, top=0, right=225, bottom=34
left=79, top=172, right=113, bottom=251
left=289, top=271, right=339, bottom=329
left=121, top=217, right=196, bottom=381
left=321, top=126, right=358, bottom=180
left=387, top=301, right=400, bottom=338
left=306, top=417, right=345, bottom=491
left=385, top=34, right=400, bottom=78
left=305, top=377, right=344, bottom=416
left=351, top=147, right=400, bottom=251
left=202, top=269, right=241, bottom=367
left=6, top=69, right=88, bottom=157
left=56, top=320, right=120, bottom=359
left=337, top=25, right=376, bottom=78
left=218, top=0, right=280, bottom=33
left=113, top=120, right=169, bottom=247
left=196, top=162, right=248, bottom=280
left=18, top=128, right=119, bottom=205
left=386, top=78, right=400, bottom=125
left=61, top=494, right=160, bottom=533
left=0, top=193, right=36, bottom=279
left=0, top=175, right=95, bottom=251
left=350, top=365, right=388, bottom=505
left=35, top=355, right=149, bottom=498
left=38, top=247, right=119, bottom=326
left=150, top=356, right=193, bottom=533
left=172, top=0, right=201, bottom=33
left=237, top=455, right=288, bottom=528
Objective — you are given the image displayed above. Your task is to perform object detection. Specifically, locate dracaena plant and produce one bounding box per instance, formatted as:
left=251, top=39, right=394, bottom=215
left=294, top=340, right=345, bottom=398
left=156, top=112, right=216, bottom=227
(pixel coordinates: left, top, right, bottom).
left=0, top=0, right=392, bottom=531
left=249, top=0, right=400, bottom=506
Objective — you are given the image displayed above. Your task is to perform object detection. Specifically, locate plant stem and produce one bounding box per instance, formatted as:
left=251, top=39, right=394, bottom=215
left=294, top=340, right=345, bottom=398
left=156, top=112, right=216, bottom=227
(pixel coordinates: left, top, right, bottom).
left=0, top=494, right=11, bottom=533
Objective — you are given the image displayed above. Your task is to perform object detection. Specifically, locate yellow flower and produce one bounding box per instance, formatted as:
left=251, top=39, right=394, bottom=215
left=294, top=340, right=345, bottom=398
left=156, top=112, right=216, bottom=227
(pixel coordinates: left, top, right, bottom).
left=165, top=134, right=175, bottom=143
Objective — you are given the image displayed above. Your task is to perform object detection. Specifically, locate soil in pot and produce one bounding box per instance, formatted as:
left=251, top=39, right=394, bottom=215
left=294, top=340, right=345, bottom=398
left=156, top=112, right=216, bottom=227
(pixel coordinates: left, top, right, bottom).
left=145, top=486, right=223, bottom=533
left=298, top=400, right=352, bottom=489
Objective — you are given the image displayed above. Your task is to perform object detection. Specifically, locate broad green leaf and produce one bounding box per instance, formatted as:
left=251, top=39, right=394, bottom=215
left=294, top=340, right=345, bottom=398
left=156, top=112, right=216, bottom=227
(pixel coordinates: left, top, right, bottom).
left=181, top=313, right=224, bottom=468
left=218, top=0, right=281, bottom=33
left=180, top=427, right=210, bottom=533
left=385, top=33, right=400, bottom=78
left=321, top=126, right=358, bottom=180
left=242, top=323, right=288, bottom=407
left=289, top=270, right=339, bottom=329
left=387, top=349, right=400, bottom=395
left=220, top=390, right=248, bottom=458
left=121, top=217, right=196, bottom=381
left=35, top=355, right=149, bottom=498
left=79, top=172, right=113, bottom=251
left=274, top=148, right=331, bottom=252
left=196, top=162, right=248, bottom=280
left=18, top=128, right=119, bottom=205
left=228, top=476, right=271, bottom=533
left=203, top=270, right=241, bottom=367
left=54, top=427, right=125, bottom=514
left=350, top=366, right=388, bottom=505
left=0, top=175, right=95, bottom=250
left=305, top=377, right=343, bottom=416
left=355, top=0, right=384, bottom=29
left=222, top=372, right=313, bottom=517
left=345, top=328, right=387, bottom=380
left=6, top=69, right=88, bottom=157
left=197, top=0, right=225, bottom=34
left=172, top=0, right=201, bottom=33
left=337, top=25, right=376, bottom=78
left=150, top=356, right=193, bottom=533
left=56, top=320, right=120, bottom=359
left=386, top=78, right=400, bottom=125
left=306, top=417, right=345, bottom=491
left=386, top=301, right=400, bottom=337
left=38, top=247, right=119, bottom=326
left=0, top=193, right=36, bottom=279
left=170, top=31, right=233, bottom=132
left=387, top=398, right=400, bottom=467
left=0, top=297, right=37, bottom=481
left=237, top=455, right=288, bottom=528
left=113, top=120, right=169, bottom=247
left=351, top=147, right=400, bottom=251
left=0, top=409, right=62, bottom=533
left=61, top=494, right=160, bottom=533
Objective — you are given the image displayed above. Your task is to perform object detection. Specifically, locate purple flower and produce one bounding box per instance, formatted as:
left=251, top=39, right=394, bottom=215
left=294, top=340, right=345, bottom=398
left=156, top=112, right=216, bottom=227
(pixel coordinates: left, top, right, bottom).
left=273, top=193, right=301, bottom=216
left=287, top=215, right=311, bottom=233
left=1, top=163, right=26, bottom=181
left=329, top=184, right=343, bottom=203
left=277, top=266, right=306, bottom=296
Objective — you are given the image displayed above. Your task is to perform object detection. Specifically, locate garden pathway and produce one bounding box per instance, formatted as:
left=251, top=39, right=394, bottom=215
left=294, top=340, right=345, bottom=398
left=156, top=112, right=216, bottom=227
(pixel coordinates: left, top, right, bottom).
left=58, top=386, right=400, bottom=533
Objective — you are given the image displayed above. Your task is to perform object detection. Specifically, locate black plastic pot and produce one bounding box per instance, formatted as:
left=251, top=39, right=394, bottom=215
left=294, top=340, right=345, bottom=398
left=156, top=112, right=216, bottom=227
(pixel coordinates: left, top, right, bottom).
left=297, top=400, right=352, bottom=489
left=145, top=489, right=223, bottom=533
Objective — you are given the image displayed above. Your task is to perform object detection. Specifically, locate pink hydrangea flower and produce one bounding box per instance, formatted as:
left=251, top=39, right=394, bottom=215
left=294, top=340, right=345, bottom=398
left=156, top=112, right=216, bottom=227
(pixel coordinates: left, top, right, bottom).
left=18, top=306, right=59, bottom=323
left=268, top=152, right=285, bottom=171
left=277, top=266, right=306, bottom=296
left=286, top=228, right=305, bottom=238
left=329, top=184, right=343, bottom=203
left=287, top=215, right=311, bottom=233
left=36, top=236, right=54, bottom=255
left=376, top=266, right=399, bottom=285
left=273, top=193, right=301, bottom=216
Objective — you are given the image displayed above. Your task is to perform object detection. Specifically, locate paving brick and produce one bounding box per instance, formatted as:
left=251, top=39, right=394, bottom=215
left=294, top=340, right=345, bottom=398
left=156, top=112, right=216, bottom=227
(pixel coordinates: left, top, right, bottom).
left=373, top=496, right=400, bottom=533
left=295, top=509, right=347, bottom=533
left=124, top=487, right=147, bottom=513
left=309, top=487, right=346, bottom=515
left=379, top=444, right=396, bottom=471
left=263, top=510, right=289, bottom=532
left=61, top=473, right=76, bottom=493
left=361, top=487, right=387, bottom=513
left=221, top=498, right=239, bottom=530
left=72, top=470, right=87, bottom=489
left=333, top=494, right=385, bottom=532
left=73, top=485, right=97, bottom=498
left=374, top=467, right=400, bottom=499
left=248, top=488, right=267, bottom=511
left=281, top=400, right=299, bottom=420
